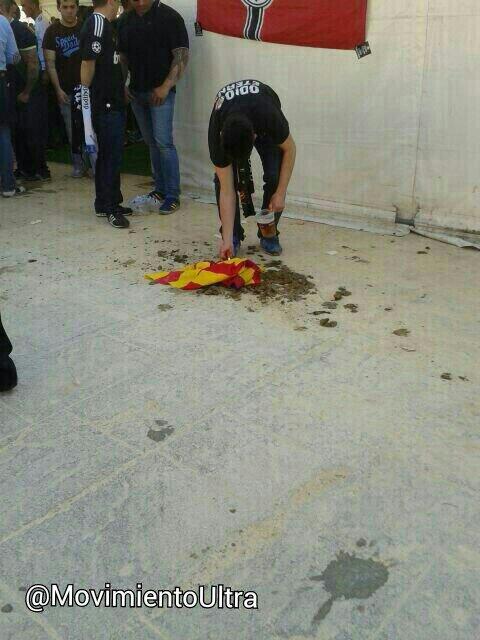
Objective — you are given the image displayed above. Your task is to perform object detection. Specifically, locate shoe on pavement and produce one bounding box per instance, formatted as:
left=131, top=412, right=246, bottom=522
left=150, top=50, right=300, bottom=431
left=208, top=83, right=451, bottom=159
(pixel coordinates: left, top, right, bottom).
left=71, top=167, right=84, bottom=178
left=158, top=197, right=180, bottom=215
left=260, top=236, right=282, bottom=256
left=2, top=186, right=27, bottom=198
left=107, top=212, right=130, bottom=228
left=96, top=205, right=133, bottom=217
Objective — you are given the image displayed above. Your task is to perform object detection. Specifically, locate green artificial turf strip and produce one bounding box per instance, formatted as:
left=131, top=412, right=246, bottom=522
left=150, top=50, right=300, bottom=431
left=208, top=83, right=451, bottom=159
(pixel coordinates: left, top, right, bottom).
left=46, top=142, right=151, bottom=176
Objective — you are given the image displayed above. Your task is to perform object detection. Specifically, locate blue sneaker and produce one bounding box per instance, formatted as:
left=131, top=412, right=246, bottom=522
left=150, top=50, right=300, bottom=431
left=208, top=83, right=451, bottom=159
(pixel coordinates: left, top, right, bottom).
left=233, top=236, right=241, bottom=257
left=158, top=197, right=180, bottom=215
left=260, top=236, right=282, bottom=256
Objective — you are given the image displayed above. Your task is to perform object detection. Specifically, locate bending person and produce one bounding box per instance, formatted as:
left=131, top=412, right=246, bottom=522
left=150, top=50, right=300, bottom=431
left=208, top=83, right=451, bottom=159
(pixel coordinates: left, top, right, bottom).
left=208, top=79, right=296, bottom=258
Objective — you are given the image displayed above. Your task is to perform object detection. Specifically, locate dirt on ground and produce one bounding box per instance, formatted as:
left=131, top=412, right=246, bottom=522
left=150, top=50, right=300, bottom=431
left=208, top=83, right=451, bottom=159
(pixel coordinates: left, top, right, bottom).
left=197, top=260, right=317, bottom=305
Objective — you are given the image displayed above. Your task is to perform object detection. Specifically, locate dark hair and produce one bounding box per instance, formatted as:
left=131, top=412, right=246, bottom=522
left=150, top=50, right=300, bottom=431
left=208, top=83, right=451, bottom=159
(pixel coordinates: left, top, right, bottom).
left=221, top=113, right=254, bottom=162
left=56, top=0, right=79, bottom=8
left=92, top=0, right=109, bottom=7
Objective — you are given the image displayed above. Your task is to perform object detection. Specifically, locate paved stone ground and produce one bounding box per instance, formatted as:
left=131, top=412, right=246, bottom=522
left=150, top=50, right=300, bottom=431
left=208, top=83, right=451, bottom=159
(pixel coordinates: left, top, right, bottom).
left=0, top=165, right=479, bottom=639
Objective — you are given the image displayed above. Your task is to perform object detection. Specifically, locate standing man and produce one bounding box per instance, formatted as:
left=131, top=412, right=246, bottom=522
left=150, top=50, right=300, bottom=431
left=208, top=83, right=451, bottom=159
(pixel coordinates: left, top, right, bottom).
left=118, top=0, right=188, bottom=214
left=0, top=7, right=24, bottom=196
left=80, top=0, right=130, bottom=228
left=208, top=79, right=296, bottom=257
left=18, top=0, right=51, bottom=180
left=44, top=0, right=85, bottom=177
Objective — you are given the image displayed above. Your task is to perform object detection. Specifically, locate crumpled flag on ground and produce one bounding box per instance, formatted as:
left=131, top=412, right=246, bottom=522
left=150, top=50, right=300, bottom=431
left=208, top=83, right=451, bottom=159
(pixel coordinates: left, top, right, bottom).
left=145, top=258, right=262, bottom=290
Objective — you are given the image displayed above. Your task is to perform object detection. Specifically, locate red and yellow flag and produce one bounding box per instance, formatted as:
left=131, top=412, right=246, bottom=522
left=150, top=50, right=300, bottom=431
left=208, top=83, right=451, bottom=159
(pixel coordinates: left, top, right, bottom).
left=145, top=258, right=262, bottom=290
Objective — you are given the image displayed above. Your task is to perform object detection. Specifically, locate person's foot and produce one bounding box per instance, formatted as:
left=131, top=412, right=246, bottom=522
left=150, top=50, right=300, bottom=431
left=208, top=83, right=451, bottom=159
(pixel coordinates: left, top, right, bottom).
left=260, top=236, right=283, bottom=256
left=0, top=356, right=17, bottom=392
left=2, top=186, right=27, bottom=198
left=158, top=197, right=180, bottom=215
left=116, top=205, right=133, bottom=216
left=96, top=205, right=133, bottom=217
left=71, top=167, right=84, bottom=178
left=14, top=168, right=27, bottom=179
left=107, top=212, right=130, bottom=228
left=36, top=170, right=52, bottom=182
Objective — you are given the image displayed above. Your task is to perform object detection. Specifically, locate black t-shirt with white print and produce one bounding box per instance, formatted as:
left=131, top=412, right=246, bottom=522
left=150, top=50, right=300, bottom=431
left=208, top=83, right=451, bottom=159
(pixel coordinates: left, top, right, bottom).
left=80, top=12, right=124, bottom=113
left=208, top=80, right=290, bottom=168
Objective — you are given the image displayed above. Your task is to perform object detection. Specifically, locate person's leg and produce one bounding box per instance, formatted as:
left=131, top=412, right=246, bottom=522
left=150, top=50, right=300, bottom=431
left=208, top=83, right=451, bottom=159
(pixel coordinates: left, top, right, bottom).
left=131, top=92, right=165, bottom=195
left=94, top=110, right=125, bottom=213
left=110, top=110, right=126, bottom=208
left=0, top=313, right=17, bottom=392
left=214, top=169, right=244, bottom=246
left=254, top=137, right=283, bottom=237
left=149, top=91, right=180, bottom=204
left=37, top=87, right=50, bottom=177
left=0, top=125, right=16, bottom=193
left=93, top=112, right=108, bottom=213
left=59, top=99, right=83, bottom=173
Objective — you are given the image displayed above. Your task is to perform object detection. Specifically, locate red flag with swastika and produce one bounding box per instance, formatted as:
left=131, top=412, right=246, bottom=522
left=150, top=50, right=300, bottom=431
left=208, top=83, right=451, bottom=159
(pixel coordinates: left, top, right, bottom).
left=197, top=0, right=368, bottom=50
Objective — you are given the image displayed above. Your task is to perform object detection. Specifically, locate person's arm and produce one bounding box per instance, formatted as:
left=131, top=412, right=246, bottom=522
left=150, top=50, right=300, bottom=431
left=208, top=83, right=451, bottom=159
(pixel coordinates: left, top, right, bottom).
left=119, top=53, right=131, bottom=102
left=17, top=48, right=39, bottom=104
left=269, top=134, right=296, bottom=213
left=215, top=165, right=237, bottom=259
left=150, top=47, right=189, bottom=106
left=44, top=49, right=68, bottom=103
left=80, top=59, right=96, bottom=87
left=5, top=21, right=19, bottom=65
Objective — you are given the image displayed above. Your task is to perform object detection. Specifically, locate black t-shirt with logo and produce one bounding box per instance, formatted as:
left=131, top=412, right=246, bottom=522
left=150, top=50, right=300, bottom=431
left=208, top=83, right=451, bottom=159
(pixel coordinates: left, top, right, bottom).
left=43, top=21, right=82, bottom=95
left=80, top=12, right=124, bottom=113
left=208, top=80, right=290, bottom=168
left=117, top=1, right=189, bottom=93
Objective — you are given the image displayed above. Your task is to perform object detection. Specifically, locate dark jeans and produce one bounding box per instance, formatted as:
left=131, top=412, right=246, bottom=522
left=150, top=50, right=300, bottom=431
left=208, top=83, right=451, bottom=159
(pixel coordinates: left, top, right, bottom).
left=214, top=136, right=283, bottom=241
left=93, top=109, right=126, bottom=213
left=14, top=87, right=49, bottom=177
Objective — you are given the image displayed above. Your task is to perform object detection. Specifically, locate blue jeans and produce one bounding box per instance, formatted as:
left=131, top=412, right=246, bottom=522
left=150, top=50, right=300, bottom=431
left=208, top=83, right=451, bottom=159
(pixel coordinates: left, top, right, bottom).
left=131, top=90, right=180, bottom=199
left=0, top=124, right=15, bottom=192
left=92, top=109, right=126, bottom=213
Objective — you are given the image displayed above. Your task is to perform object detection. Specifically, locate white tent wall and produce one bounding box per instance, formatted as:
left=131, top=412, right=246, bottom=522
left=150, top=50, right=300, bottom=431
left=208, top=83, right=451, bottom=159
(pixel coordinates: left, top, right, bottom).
left=38, top=0, right=480, bottom=236
left=169, top=0, right=480, bottom=236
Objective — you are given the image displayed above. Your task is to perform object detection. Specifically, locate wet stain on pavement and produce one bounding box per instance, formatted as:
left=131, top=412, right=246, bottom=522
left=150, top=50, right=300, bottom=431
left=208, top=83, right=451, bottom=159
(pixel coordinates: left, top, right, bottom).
left=1, top=604, right=13, bottom=613
left=309, top=551, right=389, bottom=627
left=147, top=421, right=174, bottom=442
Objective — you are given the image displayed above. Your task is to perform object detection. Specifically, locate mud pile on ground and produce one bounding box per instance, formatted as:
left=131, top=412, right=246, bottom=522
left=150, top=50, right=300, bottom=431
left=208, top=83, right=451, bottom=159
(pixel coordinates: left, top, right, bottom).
left=198, top=260, right=316, bottom=304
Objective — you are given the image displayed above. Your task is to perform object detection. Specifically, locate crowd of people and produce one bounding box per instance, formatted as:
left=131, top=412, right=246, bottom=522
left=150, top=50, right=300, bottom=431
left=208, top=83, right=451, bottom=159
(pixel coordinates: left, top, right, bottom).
left=1, top=0, right=295, bottom=250
left=1, top=0, right=297, bottom=390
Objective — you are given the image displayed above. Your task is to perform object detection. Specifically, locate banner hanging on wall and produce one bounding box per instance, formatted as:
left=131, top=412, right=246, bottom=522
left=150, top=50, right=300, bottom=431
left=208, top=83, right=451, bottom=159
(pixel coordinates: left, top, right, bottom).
left=196, top=0, right=368, bottom=50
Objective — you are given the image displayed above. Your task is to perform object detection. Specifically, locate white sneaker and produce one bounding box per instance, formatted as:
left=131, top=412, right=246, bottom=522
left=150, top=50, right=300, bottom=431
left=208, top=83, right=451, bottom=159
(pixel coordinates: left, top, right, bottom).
left=128, top=190, right=165, bottom=212
left=71, top=167, right=84, bottom=178
left=2, top=186, right=27, bottom=198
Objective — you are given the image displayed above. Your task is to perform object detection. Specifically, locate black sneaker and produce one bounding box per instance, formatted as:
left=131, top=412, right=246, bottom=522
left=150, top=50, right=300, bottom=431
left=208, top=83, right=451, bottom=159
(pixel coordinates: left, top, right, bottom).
left=107, top=212, right=129, bottom=228
left=116, top=205, right=133, bottom=216
left=96, top=205, right=132, bottom=217
left=38, top=170, right=52, bottom=181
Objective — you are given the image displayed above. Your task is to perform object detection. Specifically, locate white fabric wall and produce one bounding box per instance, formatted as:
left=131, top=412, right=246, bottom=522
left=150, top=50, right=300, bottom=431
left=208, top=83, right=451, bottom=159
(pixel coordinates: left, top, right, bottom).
left=40, top=0, right=480, bottom=234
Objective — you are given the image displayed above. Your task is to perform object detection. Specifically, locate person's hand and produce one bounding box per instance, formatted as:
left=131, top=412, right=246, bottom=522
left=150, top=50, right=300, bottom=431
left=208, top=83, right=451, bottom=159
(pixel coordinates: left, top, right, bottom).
left=56, top=89, right=69, bottom=104
left=17, top=91, right=30, bottom=104
left=219, top=237, right=234, bottom=260
left=269, top=191, right=285, bottom=213
left=150, top=84, right=170, bottom=106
